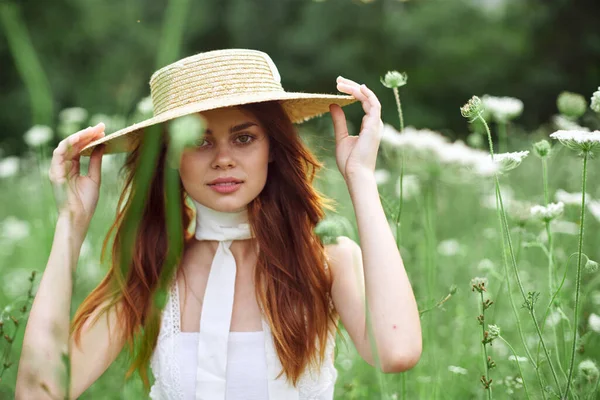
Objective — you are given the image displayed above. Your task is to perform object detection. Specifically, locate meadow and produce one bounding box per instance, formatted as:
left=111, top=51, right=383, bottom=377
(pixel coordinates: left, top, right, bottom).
left=0, top=79, right=599, bottom=399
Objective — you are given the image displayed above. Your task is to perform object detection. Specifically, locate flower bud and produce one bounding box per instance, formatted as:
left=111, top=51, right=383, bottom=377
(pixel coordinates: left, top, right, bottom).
left=590, top=87, right=600, bottom=113
left=470, top=276, right=488, bottom=293
left=449, top=284, right=457, bottom=295
left=585, top=259, right=598, bottom=274
left=461, top=96, right=484, bottom=121
left=557, top=91, right=588, bottom=120
left=488, top=324, right=501, bottom=339
left=577, top=359, right=599, bottom=384
left=380, top=71, right=408, bottom=89
left=533, top=139, right=552, bottom=158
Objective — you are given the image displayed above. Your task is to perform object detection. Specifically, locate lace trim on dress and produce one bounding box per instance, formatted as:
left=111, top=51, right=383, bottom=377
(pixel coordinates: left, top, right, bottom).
left=150, top=260, right=338, bottom=400
left=149, top=281, right=184, bottom=400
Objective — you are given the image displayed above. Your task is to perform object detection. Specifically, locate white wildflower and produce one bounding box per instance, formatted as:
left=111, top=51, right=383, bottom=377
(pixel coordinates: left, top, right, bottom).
left=438, top=239, right=461, bottom=256
left=552, top=115, right=590, bottom=132
left=589, top=313, right=600, bottom=333
left=1, top=269, right=32, bottom=298
left=24, top=125, right=53, bottom=147
left=555, top=189, right=591, bottom=206
left=380, top=123, right=403, bottom=148
left=483, top=228, right=497, bottom=239
left=550, top=130, right=600, bottom=156
left=137, top=96, right=154, bottom=116
left=592, top=292, right=600, bottom=307
left=395, top=174, right=420, bottom=199
left=587, top=200, right=600, bottom=222
left=530, top=202, right=565, bottom=222
left=539, top=220, right=580, bottom=242
left=550, top=220, right=579, bottom=235
left=448, top=365, right=468, bottom=375
left=374, top=169, right=391, bottom=185
left=439, top=140, right=498, bottom=176
left=481, top=186, right=515, bottom=210
left=0, top=156, right=19, bottom=178
left=58, top=107, right=88, bottom=124
left=546, top=310, right=563, bottom=327
left=380, top=124, right=498, bottom=176
left=89, top=114, right=126, bottom=134
left=508, top=355, right=528, bottom=363
left=493, top=151, right=529, bottom=173
left=390, top=126, right=451, bottom=155
left=1, top=216, right=30, bottom=242
left=481, top=95, right=524, bottom=122
left=477, top=259, right=495, bottom=272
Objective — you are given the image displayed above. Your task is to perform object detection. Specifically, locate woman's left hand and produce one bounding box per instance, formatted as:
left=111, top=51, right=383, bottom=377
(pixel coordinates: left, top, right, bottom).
left=329, top=76, right=383, bottom=184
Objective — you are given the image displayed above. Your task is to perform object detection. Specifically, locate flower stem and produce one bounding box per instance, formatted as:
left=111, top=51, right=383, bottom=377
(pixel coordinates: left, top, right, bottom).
left=542, top=157, right=550, bottom=205
left=480, top=292, right=492, bottom=400
left=497, top=122, right=508, bottom=153
left=392, top=87, right=404, bottom=131
left=479, top=115, right=562, bottom=397
left=540, top=157, right=569, bottom=383
left=563, top=153, right=589, bottom=400
left=495, top=185, right=547, bottom=399
left=499, top=335, right=531, bottom=399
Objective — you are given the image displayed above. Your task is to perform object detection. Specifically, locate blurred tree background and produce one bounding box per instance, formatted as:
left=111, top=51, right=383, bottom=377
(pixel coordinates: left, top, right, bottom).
left=1, top=0, right=599, bottom=156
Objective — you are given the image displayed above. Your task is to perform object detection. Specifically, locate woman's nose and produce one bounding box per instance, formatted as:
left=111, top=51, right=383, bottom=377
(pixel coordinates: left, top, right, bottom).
left=211, top=144, right=236, bottom=169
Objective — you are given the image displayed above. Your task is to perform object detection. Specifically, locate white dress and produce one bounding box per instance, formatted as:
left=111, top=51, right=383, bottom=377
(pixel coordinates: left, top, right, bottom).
left=149, top=279, right=338, bottom=399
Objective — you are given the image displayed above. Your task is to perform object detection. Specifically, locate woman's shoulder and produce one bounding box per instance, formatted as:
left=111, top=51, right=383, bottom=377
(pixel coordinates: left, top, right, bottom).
left=323, top=236, right=361, bottom=278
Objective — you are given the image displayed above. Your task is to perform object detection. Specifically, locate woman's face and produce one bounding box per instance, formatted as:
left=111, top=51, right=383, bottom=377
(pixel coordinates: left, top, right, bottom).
left=179, top=106, right=272, bottom=213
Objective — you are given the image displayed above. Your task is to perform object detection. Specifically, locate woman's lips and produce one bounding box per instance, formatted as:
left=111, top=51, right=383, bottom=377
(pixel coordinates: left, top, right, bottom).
left=208, top=182, right=243, bottom=194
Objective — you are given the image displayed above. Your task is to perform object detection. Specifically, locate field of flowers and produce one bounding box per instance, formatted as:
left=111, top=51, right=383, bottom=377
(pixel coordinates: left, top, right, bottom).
left=0, top=78, right=599, bottom=399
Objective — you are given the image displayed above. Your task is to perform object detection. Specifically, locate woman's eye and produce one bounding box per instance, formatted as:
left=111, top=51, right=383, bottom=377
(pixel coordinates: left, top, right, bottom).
left=236, top=134, right=255, bottom=145
left=195, top=134, right=254, bottom=148
left=197, top=138, right=210, bottom=147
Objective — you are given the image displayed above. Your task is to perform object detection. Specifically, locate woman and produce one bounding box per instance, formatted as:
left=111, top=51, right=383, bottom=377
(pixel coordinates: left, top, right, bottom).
left=16, top=49, right=421, bottom=399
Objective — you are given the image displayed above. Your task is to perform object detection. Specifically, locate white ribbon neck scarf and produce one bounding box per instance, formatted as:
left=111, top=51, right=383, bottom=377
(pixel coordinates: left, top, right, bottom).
left=190, top=199, right=300, bottom=400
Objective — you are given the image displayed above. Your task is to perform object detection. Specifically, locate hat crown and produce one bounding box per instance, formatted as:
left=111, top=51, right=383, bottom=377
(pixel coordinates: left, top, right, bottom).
left=149, top=49, right=284, bottom=116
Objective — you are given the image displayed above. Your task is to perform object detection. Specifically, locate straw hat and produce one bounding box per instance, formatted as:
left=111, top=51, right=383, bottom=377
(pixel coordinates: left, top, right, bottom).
left=79, top=48, right=359, bottom=157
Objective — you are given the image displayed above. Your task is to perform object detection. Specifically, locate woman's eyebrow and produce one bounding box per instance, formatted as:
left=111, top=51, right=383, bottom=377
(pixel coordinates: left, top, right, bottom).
left=205, top=122, right=257, bottom=135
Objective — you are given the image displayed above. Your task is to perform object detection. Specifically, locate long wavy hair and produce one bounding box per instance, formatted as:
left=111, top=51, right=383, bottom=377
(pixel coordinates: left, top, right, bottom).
left=70, top=100, right=343, bottom=391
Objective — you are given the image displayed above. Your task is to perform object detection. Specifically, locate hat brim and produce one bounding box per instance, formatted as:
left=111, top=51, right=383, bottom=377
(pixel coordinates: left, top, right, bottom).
left=79, top=91, right=358, bottom=157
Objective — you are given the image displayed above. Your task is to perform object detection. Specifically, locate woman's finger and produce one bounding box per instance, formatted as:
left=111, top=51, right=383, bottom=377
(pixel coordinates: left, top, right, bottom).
left=53, top=124, right=105, bottom=160
left=337, top=82, right=376, bottom=116
left=329, top=104, right=349, bottom=145
left=87, top=144, right=105, bottom=184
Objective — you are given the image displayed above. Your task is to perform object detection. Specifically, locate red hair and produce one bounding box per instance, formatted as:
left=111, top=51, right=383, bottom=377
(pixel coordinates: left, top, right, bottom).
left=70, top=100, right=343, bottom=391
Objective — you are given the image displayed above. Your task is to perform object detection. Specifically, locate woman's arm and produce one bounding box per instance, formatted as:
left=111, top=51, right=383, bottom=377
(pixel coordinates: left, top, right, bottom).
left=350, top=170, right=421, bottom=371
left=15, top=214, right=125, bottom=399
left=327, top=77, right=422, bottom=373
left=16, top=124, right=125, bottom=399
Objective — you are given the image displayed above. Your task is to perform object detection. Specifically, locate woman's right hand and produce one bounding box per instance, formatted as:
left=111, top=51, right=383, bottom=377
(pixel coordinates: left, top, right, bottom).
left=48, top=123, right=106, bottom=233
